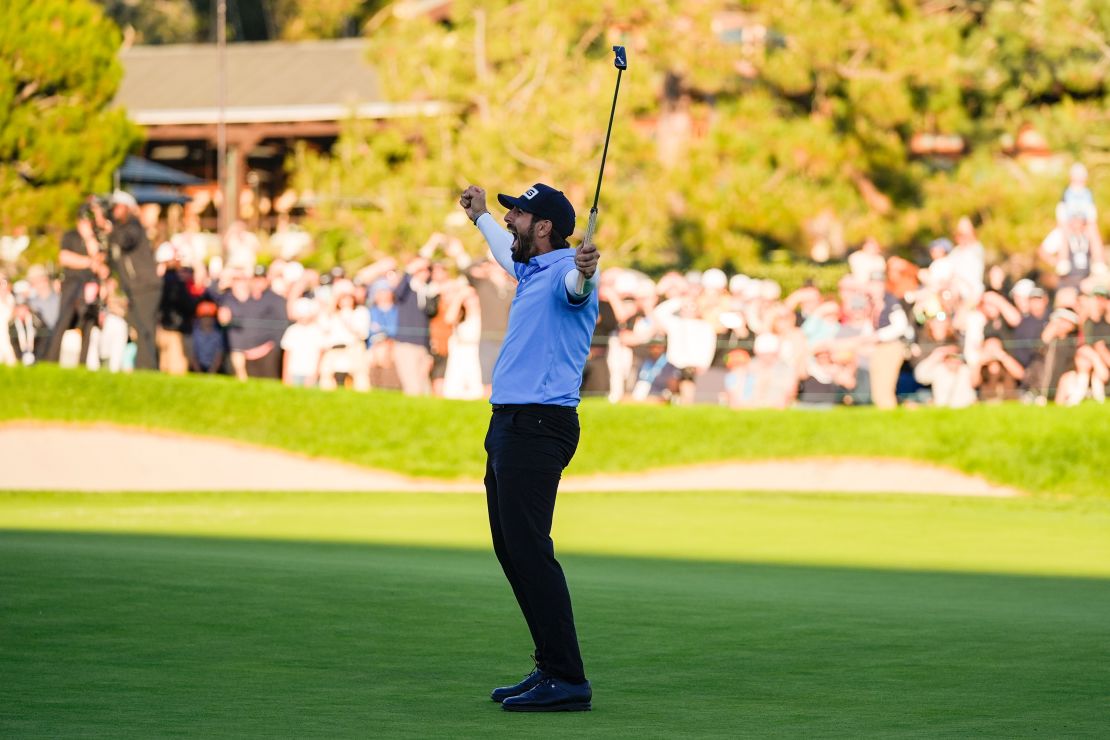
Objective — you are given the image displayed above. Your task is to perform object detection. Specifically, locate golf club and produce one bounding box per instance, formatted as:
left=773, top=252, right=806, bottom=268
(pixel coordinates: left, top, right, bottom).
left=576, top=45, right=626, bottom=292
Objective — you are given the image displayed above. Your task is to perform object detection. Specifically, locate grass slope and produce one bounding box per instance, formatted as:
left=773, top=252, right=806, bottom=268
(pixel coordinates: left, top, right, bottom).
left=3, top=531, right=1108, bottom=738
left=3, top=365, right=1109, bottom=497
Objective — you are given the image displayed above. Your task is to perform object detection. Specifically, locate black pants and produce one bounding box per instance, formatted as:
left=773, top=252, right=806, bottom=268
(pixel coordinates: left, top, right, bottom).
left=246, top=346, right=282, bottom=379
left=484, top=404, right=585, bottom=684
left=125, top=285, right=162, bottom=371
left=43, top=279, right=97, bottom=364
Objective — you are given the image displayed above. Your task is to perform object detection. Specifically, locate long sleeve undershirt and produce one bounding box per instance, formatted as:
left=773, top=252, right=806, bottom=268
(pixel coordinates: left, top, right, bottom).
left=474, top=213, right=597, bottom=301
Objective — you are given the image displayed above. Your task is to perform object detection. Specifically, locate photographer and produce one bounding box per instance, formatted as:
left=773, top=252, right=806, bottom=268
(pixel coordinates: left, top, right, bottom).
left=43, top=199, right=109, bottom=365
left=107, top=190, right=161, bottom=370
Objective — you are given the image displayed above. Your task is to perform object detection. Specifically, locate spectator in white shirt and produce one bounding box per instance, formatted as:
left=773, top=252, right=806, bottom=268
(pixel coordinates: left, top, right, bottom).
left=914, top=344, right=977, bottom=408
left=653, top=293, right=718, bottom=403
left=848, top=237, right=886, bottom=284
left=948, top=217, right=986, bottom=302
left=281, top=298, right=325, bottom=387
left=318, top=283, right=371, bottom=391
left=1039, top=204, right=1106, bottom=290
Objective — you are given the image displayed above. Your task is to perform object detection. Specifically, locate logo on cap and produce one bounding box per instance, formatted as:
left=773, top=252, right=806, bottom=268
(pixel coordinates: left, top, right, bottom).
left=523, top=187, right=539, bottom=200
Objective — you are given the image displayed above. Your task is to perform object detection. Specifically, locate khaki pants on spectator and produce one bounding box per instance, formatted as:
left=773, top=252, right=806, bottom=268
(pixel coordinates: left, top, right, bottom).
left=319, top=344, right=370, bottom=392
left=607, top=336, right=634, bottom=403
left=393, top=341, right=432, bottom=396
left=230, top=351, right=248, bottom=381
left=870, top=341, right=905, bottom=409
left=156, top=328, right=189, bottom=375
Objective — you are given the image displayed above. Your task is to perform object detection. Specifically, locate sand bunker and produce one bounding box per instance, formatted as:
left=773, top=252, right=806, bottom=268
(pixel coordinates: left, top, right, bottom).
left=0, top=423, right=1018, bottom=497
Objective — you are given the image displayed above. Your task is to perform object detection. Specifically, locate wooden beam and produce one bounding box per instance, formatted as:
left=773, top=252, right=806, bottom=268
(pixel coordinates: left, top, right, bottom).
left=143, top=121, right=341, bottom=142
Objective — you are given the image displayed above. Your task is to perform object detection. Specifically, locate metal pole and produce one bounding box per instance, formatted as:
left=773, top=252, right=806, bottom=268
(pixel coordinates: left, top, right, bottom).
left=216, top=0, right=227, bottom=240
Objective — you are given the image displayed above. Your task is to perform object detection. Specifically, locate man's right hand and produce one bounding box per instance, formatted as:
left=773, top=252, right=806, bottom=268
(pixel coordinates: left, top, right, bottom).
left=459, top=185, right=489, bottom=223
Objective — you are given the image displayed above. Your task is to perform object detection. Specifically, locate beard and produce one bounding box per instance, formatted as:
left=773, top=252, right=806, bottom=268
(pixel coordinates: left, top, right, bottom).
left=510, top=221, right=539, bottom=264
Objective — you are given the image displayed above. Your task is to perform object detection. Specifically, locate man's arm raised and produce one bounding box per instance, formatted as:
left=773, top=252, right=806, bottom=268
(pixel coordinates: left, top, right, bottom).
left=459, top=185, right=514, bottom=275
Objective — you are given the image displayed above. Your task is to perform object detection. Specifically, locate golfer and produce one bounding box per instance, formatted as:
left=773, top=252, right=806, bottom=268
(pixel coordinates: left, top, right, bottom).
left=459, top=183, right=599, bottom=712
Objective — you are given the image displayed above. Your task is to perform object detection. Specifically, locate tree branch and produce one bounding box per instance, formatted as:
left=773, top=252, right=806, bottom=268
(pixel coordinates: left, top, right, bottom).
left=16, top=80, right=39, bottom=102
left=504, top=139, right=555, bottom=171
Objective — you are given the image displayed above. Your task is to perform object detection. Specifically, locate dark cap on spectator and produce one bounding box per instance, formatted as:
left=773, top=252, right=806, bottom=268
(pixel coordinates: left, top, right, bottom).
left=497, top=183, right=576, bottom=238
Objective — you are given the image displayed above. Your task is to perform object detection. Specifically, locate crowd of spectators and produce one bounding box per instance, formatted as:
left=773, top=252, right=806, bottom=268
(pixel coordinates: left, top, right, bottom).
left=2, top=164, right=1108, bottom=409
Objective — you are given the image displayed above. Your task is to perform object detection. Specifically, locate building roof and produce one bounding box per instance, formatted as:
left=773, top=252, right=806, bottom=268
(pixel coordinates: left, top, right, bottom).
left=116, top=38, right=443, bottom=126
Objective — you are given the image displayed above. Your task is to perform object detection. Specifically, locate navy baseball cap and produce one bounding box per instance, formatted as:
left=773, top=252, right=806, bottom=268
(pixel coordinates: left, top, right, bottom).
left=497, top=183, right=576, bottom=238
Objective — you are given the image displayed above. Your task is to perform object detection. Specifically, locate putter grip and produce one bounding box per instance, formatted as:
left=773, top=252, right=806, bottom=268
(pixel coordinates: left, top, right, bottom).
left=576, top=210, right=599, bottom=294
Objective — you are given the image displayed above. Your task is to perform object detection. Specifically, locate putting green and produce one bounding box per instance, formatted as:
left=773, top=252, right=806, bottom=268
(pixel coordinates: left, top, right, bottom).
left=2, top=491, right=1109, bottom=736
left=2, top=531, right=1108, bottom=738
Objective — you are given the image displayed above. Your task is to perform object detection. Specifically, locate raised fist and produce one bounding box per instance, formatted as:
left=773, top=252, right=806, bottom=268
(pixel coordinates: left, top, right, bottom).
left=459, top=185, right=488, bottom=223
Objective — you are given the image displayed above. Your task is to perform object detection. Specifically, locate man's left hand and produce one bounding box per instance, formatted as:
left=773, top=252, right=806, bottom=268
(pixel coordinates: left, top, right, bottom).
left=576, top=239, right=599, bottom=279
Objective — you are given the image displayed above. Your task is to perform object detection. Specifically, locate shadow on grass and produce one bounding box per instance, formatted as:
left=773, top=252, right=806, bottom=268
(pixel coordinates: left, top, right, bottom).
left=2, top=530, right=1108, bottom=739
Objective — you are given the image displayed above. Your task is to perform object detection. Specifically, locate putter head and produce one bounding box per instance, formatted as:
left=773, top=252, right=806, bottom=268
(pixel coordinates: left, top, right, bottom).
left=612, top=45, right=627, bottom=70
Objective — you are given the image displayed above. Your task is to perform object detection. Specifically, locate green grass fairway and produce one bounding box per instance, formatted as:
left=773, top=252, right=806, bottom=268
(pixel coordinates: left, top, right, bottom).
left=3, top=492, right=1110, bottom=737
left=3, top=532, right=1108, bottom=738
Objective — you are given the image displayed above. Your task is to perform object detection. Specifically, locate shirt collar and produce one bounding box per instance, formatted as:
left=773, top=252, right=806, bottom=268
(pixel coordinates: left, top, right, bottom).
left=530, top=247, right=574, bottom=267
left=521, top=247, right=574, bottom=278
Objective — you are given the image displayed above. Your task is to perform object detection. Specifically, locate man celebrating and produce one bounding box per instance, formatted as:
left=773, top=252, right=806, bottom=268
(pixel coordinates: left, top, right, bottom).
left=459, top=183, right=599, bottom=712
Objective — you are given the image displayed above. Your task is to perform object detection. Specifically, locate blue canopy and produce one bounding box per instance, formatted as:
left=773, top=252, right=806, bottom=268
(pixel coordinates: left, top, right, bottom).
left=126, top=184, right=192, bottom=206
left=117, top=155, right=203, bottom=186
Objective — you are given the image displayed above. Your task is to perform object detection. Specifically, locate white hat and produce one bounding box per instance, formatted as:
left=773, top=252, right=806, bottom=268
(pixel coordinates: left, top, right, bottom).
left=293, top=297, right=318, bottom=320
left=155, top=242, right=176, bottom=263
left=753, top=333, right=781, bottom=356
left=1010, top=278, right=1036, bottom=299
left=729, top=274, right=751, bottom=294
left=702, top=268, right=728, bottom=292
left=282, top=261, right=305, bottom=285
left=614, top=271, right=639, bottom=295
left=110, top=189, right=138, bottom=209
left=760, top=279, right=782, bottom=301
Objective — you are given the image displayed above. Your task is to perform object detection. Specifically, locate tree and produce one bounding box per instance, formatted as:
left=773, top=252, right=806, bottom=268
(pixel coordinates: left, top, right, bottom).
left=292, top=0, right=1110, bottom=278
left=294, top=0, right=722, bottom=269
left=0, top=0, right=140, bottom=262
left=93, top=0, right=388, bottom=44
left=95, top=0, right=199, bottom=44
left=272, top=0, right=386, bottom=41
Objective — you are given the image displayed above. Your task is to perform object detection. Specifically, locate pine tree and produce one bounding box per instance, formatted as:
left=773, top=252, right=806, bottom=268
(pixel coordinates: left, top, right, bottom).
left=0, top=0, right=140, bottom=261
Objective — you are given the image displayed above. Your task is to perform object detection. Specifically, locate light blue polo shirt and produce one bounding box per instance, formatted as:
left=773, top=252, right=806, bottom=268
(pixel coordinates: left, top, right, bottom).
left=490, top=249, right=599, bottom=407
